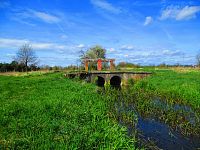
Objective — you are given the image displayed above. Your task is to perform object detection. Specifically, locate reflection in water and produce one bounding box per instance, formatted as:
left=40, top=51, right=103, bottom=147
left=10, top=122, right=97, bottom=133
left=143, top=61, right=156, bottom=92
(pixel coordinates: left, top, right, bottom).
left=152, top=98, right=197, bottom=125
left=115, top=96, right=200, bottom=150
left=136, top=118, right=200, bottom=150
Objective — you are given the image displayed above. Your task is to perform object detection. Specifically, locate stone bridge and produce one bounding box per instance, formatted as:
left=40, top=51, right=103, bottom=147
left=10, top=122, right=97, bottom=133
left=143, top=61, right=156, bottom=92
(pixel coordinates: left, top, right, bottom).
left=66, top=71, right=152, bottom=87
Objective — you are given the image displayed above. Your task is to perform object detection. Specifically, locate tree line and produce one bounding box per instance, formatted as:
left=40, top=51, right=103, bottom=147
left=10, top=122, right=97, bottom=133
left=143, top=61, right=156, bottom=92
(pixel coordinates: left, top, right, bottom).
left=0, top=61, right=39, bottom=72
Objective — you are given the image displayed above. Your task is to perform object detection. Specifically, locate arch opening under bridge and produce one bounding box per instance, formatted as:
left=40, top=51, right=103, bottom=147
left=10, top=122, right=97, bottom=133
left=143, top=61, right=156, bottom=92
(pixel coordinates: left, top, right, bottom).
left=110, top=76, right=121, bottom=88
left=96, top=76, right=105, bottom=87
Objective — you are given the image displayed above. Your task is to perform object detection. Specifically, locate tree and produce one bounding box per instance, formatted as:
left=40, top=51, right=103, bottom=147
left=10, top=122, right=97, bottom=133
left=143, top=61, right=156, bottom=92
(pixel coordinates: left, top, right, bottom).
left=82, top=45, right=106, bottom=59
left=196, top=52, right=200, bottom=67
left=15, top=44, right=38, bottom=72
left=80, top=45, right=106, bottom=70
left=117, top=62, right=140, bottom=68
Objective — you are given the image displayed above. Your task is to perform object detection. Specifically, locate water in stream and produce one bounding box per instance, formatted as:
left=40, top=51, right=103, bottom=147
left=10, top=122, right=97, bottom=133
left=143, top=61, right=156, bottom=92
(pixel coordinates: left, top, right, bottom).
left=96, top=82, right=200, bottom=149
left=115, top=96, right=200, bottom=150
left=136, top=118, right=200, bottom=150
left=152, top=98, right=198, bottom=125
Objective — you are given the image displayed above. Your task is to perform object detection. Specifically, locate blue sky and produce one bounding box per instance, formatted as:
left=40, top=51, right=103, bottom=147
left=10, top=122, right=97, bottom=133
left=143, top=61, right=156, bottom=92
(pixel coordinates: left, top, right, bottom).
left=0, top=0, right=200, bottom=66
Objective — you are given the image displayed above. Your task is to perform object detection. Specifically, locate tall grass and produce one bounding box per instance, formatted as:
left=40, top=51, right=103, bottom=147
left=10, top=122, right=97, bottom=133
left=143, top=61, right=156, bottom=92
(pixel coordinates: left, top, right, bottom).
left=134, top=69, right=200, bottom=108
left=0, top=73, right=136, bottom=149
left=126, top=69, right=200, bottom=136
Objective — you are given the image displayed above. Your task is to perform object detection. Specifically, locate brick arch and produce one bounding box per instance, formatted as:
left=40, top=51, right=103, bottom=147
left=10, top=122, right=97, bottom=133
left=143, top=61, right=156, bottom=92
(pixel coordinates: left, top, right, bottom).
left=97, top=74, right=106, bottom=79
left=109, top=74, right=122, bottom=80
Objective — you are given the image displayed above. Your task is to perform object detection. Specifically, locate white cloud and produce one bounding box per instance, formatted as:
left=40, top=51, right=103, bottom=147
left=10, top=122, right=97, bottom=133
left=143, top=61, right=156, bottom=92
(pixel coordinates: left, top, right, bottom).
left=6, top=53, right=15, bottom=57
left=176, top=6, right=200, bottom=20
left=90, top=0, right=121, bottom=14
left=112, top=45, right=189, bottom=65
left=162, top=49, right=184, bottom=56
left=0, top=38, right=28, bottom=48
left=76, top=44, right=85, bottom=49
left=144, top=16, right=153, bottom=26
left=124, top=54, right=129, bottom=57
left=0, top=38, right=84, bottom=51
left=12, top=9, right=61, bottom=24
left=0, top=38, right=53, bottom=49
left=31, top=10, right=60, bottom=23
left=32, top=43, right=59, bottom=50
left=120, top=45, right=135, bottom=50
left=160, top=5, right=200, bottom=20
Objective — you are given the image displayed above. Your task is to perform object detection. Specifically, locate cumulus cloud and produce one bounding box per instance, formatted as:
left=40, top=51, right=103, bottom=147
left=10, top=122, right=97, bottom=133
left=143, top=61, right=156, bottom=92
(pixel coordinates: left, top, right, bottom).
left=0, top=38, right=192, bottom=65
left=0, top=37, right=88, bottom=65
left=162, top=49, right=184, bottom=56
left=144, top=16, right=153, bottom=26
left=90, top=0, right=121, bottom=14
left=0, top=38, right=28, bottom=48
left=111, top=46, right=188, bottom=65
left=0, top=38, right=62, bottom=50
left=160, top=5, right=200, bottom=20
left=0, top=38, right=84, bottom=52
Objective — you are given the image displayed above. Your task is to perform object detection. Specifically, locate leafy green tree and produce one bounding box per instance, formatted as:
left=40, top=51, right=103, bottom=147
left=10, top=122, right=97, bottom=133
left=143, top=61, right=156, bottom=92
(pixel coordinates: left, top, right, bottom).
left=80, top=45, right=107, bottom=70
left=82, top=45, right=106, bottom=59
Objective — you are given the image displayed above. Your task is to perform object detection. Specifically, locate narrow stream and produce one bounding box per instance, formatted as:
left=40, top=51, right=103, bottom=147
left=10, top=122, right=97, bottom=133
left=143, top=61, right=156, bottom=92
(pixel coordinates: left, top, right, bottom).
left=114, top=94, right=200, bottom=150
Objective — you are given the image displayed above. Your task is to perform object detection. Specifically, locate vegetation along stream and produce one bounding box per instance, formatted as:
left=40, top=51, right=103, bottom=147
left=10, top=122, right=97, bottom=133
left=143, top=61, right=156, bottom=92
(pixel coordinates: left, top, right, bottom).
left=115, top=93, right=200, bottom=150
left=98, top=78, right=200, bottom=149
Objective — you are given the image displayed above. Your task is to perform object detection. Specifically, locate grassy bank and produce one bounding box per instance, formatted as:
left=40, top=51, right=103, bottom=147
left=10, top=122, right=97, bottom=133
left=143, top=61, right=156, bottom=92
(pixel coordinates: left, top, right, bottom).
left=0, top=72, right=135, bottom=149
left=126, top=69, right=200, bottom=136
left=134, top=69, right=200, bottom=108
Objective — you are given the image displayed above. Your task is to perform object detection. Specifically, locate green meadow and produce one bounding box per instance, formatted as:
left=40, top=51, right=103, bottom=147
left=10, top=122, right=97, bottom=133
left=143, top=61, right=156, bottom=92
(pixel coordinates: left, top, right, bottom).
left=0, top=69, right=200, bottom=149
left=0, top=72, right=135, bottom=149
left=134, top=69, right=200, bottom=107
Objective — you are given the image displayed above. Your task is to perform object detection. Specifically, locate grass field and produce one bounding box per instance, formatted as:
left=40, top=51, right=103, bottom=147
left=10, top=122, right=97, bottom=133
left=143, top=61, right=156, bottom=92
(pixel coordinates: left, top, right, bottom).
left=0, top=72, right=135, bottom=149
left=0, top=68, right=200, bottom=149
left=134, top=68, right=200, bottom=108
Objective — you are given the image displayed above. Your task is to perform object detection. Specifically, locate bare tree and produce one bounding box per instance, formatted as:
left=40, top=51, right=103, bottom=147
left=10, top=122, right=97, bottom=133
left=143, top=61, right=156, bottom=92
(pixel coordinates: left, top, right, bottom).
left=15, top=44, right=38, bottom=72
